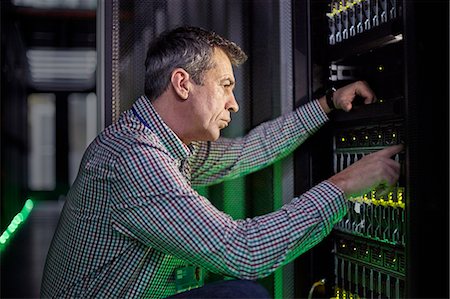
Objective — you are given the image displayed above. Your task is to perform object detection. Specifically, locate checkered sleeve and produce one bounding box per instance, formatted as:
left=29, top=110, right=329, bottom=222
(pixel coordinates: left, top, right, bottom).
left=110, top=141, right=347, bottom=280
left=190, top=100, right=328, bottom=186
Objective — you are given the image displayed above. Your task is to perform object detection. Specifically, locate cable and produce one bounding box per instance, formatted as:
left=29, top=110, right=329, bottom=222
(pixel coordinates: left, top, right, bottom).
left=308, top=278, right=326, bottom=299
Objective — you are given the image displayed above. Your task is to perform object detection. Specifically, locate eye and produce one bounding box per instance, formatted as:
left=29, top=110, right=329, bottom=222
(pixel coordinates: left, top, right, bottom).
left=221, top=79, right=234, bottom=90
left=223, top=81, right=234, bottom=89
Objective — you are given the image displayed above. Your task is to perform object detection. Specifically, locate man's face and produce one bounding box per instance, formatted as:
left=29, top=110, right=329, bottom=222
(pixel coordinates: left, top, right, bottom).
left=187, top=48, right=239, bottom=142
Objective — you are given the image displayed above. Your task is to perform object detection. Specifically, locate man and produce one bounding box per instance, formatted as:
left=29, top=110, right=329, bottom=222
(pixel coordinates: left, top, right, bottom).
left=41, top=26, right=402, bottom=298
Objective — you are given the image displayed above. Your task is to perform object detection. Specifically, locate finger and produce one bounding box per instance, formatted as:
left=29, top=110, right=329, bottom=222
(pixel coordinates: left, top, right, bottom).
left=385, top=158, right=401, bottom=176
left=368, top=158, right=397, bottom=182
left=378, top=158, right=401, bottom=181
left=373, top=171, right=397, bottom=198
left=373, top=144, right=404, bottom=158
left=364, top=94, right=377, bottom=104
left=375, top=183, right=394, bottom=197
left=376, top=183, right=396, bottom=198
left=382, top=160, right=401, bottom=185
left=356, top=81, right=376, bottom=104
left=343, top=101, right=352, bottom=112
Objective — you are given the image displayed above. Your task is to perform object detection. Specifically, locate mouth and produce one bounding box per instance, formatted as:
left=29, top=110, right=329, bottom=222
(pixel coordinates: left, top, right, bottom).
left=220, top=119, right=230, bottom=128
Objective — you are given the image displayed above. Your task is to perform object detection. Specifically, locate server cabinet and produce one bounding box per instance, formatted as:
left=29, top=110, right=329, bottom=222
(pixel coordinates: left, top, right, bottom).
left=294, top=1, right=449, bottom=298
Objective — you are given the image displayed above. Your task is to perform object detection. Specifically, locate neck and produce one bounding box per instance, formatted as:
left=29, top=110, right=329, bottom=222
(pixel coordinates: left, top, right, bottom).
left=151, top=94, right=192, bottom=145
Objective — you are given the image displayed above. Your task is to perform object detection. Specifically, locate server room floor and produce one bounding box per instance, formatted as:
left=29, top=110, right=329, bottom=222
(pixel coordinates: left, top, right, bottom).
left=1, top=200, right=63, bottom=298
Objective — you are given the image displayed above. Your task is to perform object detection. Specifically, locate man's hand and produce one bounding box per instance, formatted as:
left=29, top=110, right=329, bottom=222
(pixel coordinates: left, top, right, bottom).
left=328, top=144, right=404, bottom=197
left=319, top=80, right=377, bottom=113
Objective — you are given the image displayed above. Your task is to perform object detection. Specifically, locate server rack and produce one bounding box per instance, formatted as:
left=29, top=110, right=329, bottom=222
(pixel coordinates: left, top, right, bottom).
left=294, top=1, right=449, bottom=298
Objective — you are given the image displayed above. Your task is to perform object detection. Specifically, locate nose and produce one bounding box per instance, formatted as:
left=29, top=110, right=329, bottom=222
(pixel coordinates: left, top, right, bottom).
left=226, top=93, right=239, bottom=113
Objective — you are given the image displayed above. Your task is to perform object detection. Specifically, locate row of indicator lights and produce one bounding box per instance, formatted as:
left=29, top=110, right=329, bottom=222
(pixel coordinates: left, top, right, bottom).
left=333, top=287, right=361, bottom=299
left=340, top=132, right=396, bottom=143
left=327, top=0, right=365, bottom=17
left=0, top=199, right=34, bottom=250
left=349, top=188, right=405, bottom=209
left=326, top=0, right=394, bottom=17
left=339, top=243, right=397, bottom=265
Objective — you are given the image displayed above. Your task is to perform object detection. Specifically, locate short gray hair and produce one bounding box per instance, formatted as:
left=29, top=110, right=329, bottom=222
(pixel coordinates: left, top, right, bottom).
left=144, top=26, right=247, bottom=100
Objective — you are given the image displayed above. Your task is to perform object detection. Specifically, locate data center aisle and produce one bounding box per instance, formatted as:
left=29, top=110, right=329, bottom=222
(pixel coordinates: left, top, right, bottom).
left=1, top=200, right=63, bottom=298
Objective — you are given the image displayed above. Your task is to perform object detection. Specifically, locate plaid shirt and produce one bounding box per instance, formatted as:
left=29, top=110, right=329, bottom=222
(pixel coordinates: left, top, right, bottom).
left=41, top=95, right=347, bottom=298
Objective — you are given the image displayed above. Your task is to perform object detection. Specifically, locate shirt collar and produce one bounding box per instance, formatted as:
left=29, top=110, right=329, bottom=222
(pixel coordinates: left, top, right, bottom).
left=131, top=95, right=194, bottom=161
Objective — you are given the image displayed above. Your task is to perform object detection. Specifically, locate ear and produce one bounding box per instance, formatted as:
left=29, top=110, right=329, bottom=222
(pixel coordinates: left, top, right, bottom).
left=170, top=68, right=191, bottom=100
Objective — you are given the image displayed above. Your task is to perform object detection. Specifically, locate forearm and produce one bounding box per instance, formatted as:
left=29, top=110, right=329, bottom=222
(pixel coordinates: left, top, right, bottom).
left=225, top=181, right=346, bottom=279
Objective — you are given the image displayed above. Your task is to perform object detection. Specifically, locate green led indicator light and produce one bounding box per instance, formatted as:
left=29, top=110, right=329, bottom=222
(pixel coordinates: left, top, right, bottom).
left=0, top=199, right=34, bottom=250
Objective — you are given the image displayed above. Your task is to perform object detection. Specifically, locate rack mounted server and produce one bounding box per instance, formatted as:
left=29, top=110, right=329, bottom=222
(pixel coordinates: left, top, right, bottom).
left=294, top=1, right=449, bottom=298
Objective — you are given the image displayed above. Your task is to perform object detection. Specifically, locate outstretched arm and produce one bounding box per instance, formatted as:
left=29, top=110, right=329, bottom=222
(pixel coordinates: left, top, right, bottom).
left=190, top=80, right=377, bottom=186
left=190, top=100, right=328, bottom=186
left=111, top=144, right=348, bottom=280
